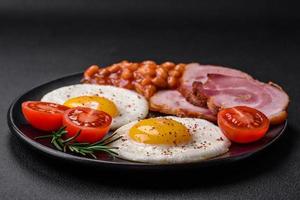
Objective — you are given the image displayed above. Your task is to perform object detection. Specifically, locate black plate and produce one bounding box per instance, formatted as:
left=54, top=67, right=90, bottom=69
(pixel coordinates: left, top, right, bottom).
left=7, top=73, right=287, bottom=170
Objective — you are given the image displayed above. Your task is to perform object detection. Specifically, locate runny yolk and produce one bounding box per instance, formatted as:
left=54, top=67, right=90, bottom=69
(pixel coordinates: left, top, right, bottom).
left=129, top=118, right=191, bottom=145
left=63, top=96, right=118, bottom=117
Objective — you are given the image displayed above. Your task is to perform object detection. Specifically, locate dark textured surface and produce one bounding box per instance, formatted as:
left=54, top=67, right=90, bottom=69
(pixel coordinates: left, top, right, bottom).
left=1, top=1, right=300, bottom=199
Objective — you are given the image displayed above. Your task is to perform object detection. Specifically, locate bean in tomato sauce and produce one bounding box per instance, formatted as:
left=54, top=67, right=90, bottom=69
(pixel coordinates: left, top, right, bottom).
left=82, top=60, right=186, bottom=99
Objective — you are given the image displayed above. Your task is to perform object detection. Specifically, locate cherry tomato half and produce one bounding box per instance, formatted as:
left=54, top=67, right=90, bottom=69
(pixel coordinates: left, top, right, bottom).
left=22, top=101, right=69, bottom=131
left=217, top=106, right=270, bottom=143
left=63, top=107, right=112, bottom=143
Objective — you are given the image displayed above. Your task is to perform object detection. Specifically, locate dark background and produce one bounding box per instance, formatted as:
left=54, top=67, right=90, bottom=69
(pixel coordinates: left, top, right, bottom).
left=1, top=1, right=299, bottom=199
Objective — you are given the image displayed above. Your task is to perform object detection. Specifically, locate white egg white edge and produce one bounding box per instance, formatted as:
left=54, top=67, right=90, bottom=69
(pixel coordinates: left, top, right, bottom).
left=109, top=116, right=231, bottom=164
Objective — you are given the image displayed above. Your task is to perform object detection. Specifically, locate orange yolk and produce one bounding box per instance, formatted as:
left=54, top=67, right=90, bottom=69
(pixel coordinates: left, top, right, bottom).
left=129, top=118, right=191, bottom=145
left=63, top=96, right=118, bottom=117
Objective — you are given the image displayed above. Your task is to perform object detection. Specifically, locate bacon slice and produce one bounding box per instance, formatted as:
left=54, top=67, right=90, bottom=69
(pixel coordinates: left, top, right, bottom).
left=192, top=74, right=289, bottom=125
left=149, top=90, right=216, bottom=122
left=179, top=63, right=252, bottom=106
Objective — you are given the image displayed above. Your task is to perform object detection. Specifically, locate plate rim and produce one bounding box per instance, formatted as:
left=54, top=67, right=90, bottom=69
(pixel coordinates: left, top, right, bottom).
left=7, top=72, right=288, bottom=169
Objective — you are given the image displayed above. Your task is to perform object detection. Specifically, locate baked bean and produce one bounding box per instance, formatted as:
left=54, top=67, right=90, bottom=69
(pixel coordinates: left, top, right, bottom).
left=134, top=82, right=144, bottom=95
left=137, top=66, right=155, bottom=77
left=167, top=76, right=178, bottom=88
left=120, top=61, right=132, bottom=68
left=126, top=63, right=138, bottom=71
left=84, top=65, right=99, bottom=79
left=161, top=62, right=175, bottom=70
left=141, top=76, right=152, bottom=86
left=110, top=77, right=120, bottom=85
left=168, top=69, right=181, bottom=77
left=99, top=68, right=110, bottom=76
left=142, top=60, right=156, bottom=66
left=174, top=64, right=185, bottom=73
left=143, top=63, right=157, bottom=70
left=133, top=70, right=144, bottom=80
left=108, top=64, right=121, bottom=73
left=109, top=73, right=118, bottom=80
left=144, top=84, right=157, bottom=99
left=119, top=79, right=133, bottom=89
left=156, top=68, right=168, bottom=79
left=122, top=81, right=134, bottom=89
left=94, top=73, right=103, bottom=78
left=152, top=76, right=167, bottom=88
left=144, top=66, right=156, bottom=76
left=137, top=66, right=145, bottom=74
left=121, top=68, right=133, bottom=80
left=142, top=61, right=156, bottom=70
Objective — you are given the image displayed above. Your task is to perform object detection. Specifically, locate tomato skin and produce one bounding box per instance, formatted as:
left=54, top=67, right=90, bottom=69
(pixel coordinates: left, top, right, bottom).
left=22, top=101, right=69, bottom=131
left=62, top=107, right=112, bottom=143
left=217, top=106, right=270, bottom=143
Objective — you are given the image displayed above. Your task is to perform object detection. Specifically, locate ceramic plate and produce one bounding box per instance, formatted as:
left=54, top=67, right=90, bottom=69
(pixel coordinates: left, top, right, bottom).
left=7, top=73, right=287, bottom=170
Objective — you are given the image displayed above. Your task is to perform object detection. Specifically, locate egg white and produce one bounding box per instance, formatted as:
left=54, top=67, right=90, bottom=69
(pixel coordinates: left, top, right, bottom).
left=110, top=116, right=231, bottom=164
left=41, top=84, right=149, bottom=129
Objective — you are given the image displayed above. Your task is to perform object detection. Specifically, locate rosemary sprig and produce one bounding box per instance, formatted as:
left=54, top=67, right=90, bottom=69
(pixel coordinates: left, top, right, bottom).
left=35, top=127, right=121, bottom=159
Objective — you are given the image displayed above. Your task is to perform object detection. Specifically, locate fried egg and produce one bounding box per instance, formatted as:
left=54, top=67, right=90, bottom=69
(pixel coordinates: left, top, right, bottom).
left=110, top=116, right=231, bottom=164
left=41, top=84, right=149, bottom=129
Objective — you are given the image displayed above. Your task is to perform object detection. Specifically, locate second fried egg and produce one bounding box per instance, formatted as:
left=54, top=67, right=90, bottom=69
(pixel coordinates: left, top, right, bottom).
left=110, top=116, right=231, bottom=164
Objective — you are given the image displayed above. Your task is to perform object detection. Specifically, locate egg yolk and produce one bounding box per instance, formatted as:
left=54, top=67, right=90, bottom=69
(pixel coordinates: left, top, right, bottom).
left=63, top=96, right=118, bottom=117
left=129, top=118, right=191, bottom=145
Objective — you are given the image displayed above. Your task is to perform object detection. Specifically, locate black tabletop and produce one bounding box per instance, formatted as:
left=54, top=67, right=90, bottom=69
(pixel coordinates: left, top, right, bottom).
left=1, top=1, right=300, bottom=199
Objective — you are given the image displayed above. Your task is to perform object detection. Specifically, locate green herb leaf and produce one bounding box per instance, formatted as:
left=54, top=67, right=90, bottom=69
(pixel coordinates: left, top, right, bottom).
left=35, top=127, right=121, bottom=159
